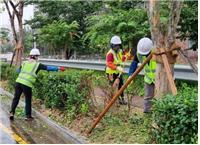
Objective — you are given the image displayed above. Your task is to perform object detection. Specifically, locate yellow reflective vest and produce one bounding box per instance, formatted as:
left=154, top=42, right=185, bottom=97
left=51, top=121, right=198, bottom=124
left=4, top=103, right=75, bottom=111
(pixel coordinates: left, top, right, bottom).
left=16, top=61, right=40, bottom=88
left=106, top=49, right=123, bottom=74
left=137, top=53, right=156, bottom=84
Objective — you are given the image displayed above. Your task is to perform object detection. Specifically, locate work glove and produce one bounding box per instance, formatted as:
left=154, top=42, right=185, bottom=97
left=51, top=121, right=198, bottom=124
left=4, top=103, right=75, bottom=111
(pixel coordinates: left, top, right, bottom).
left=59, top=66, right=65, bottom=71
left=116, top=66, right=124, bottom=72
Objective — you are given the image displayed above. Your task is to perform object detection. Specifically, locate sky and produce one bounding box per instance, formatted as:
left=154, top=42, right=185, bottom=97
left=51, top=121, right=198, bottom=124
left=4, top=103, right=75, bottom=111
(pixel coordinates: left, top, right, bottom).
left=0, top=3, right=34, bottom=30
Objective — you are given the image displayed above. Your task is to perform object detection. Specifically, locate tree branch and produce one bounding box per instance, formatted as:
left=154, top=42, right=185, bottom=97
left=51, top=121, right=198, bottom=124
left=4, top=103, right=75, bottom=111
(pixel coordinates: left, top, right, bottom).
left=3, top=0, right=18, bottom=43
left=3, top=0, right=12, bottom=19
left=167, top=0, right=183, bottom=47
left=9, top=0, right=20, bottom=20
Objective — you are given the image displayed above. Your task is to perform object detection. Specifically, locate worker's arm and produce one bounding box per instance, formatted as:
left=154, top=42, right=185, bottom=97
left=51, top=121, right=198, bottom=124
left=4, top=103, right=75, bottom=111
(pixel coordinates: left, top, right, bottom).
left=128, top=54, right=139, bottom=76
left=36, top=63, right=65, bottom=74
left=106, top=53, right=117, bottom=70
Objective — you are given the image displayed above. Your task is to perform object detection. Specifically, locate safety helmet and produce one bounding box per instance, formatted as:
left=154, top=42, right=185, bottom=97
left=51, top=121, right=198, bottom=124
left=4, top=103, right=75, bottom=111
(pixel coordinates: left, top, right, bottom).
left=110, top=35, right=122, bottom=45
left=137, top=37, right=153, bottom=55
left=30, top=48, right=40, bottom=56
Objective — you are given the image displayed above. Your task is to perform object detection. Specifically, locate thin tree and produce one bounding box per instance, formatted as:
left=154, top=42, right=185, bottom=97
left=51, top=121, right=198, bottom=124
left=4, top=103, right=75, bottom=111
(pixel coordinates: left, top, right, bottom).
left=3, top=0, right=24, bottom=66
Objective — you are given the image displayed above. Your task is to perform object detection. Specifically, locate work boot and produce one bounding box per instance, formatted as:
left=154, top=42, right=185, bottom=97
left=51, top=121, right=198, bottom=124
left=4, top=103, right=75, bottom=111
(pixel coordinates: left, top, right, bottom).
left=119, top=98, right=127, bottom=105
left=25, top=116, right=34, bottom=121
left=121, top=98, right=127, bottom=105
left=9, top=112, right=14, bottom=121
left=118, top=98, right=123, bottom=105
left=122, top=100, right=127, bottom=105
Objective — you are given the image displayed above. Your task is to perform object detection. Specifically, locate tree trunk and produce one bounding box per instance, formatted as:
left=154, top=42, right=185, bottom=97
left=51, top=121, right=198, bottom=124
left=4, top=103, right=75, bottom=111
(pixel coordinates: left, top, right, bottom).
left=63, top=43, right=71, bottom=59
left=4, top=0, right=24, bottom=66
left=148, top=0, right=182, bottom=97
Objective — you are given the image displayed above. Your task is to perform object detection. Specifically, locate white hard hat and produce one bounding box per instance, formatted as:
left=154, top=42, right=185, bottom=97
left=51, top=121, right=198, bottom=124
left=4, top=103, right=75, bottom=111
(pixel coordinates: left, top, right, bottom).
left=137, top=37, right=153, bottom=55
left=30, top=48, right=40, bottom=56
left=110, top=35, right=122, bottom=45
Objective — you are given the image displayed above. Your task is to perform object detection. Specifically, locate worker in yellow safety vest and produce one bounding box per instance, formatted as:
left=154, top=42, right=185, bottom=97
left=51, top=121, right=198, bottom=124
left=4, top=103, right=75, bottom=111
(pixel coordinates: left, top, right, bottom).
left=128, top=37, right=156, bottom=113
left=106, top=35, right=127, bottom=105
left=10, top=48, right=65, bottom=121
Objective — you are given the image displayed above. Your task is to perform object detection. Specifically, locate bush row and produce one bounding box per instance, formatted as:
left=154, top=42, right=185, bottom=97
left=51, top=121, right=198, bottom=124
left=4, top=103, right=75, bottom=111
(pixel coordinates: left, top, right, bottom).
left=1, top=62, right=94, bottom=117
left=33, top=69, right=94, bottom=115
left=150, top=82, right=198, bottom=144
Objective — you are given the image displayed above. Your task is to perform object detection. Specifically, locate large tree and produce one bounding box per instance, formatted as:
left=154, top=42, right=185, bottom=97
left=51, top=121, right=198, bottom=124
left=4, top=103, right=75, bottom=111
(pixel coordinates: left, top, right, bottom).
left=84, top=1, right=149, bottom=55
left=38, top=20, right=79, bottom=59
left=25, top=0, right=103, bottom=56
left=3, top=0, right=24, bottom=66
left=148, top=0, right=182, bottom=96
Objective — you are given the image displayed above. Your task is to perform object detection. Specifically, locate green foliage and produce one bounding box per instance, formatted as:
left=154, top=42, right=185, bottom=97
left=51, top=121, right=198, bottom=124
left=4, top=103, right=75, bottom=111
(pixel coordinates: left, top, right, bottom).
left=38, top=20, right=79, bottom=59
left=0, top=62, right=18, bottom=91
left=150, top=83, right=198, bottom=144
left=33, top=69, right=94, bottom=116
left=80, top=103, right=89, bottom=115
left=25, top=1, right=198, bottom=56
left=84, top=8, right=149, bottom=54
left=0, top=27, right=13, bottom=53
left=0, top=27, right=10, bottom=42
left=23, top=28, right=34, bottom=53
left=26, top=0, right=103, bottom=55
left=178, top=1, right=198, bottom=50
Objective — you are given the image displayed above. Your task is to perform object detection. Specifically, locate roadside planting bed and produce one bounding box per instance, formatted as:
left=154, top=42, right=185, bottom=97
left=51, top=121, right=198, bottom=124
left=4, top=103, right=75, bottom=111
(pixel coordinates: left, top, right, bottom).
left=0, top=62, right=197, bottom=143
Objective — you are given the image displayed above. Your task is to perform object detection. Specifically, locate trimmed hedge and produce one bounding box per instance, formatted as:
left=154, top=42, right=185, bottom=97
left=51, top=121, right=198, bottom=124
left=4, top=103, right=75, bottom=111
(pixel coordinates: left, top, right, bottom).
left=33, top=70, right=94, bottom=114
left=0, top=62, right=94, bottom=116
left=150, top=83, right=198, bottom=144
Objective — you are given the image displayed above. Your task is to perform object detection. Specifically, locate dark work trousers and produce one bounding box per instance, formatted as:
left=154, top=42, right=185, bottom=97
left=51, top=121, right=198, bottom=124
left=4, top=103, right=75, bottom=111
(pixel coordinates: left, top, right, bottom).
left=10, top=82, right=32, bottom=117
left=144, top=82, right=155, bottom=112
left=107, top=73, right=125, bottom=102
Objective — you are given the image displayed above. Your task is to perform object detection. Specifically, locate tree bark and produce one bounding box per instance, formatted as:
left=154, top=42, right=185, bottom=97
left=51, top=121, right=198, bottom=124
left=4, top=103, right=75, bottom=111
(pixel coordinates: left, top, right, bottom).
left=4, top=0, right=24, bottom=66
left=148, top=0, right=182, bottom=97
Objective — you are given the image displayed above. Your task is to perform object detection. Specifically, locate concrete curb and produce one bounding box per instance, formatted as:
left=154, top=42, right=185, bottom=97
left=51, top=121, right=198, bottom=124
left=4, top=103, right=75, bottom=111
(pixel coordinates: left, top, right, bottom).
left=0, top=88, right=87, bottom=144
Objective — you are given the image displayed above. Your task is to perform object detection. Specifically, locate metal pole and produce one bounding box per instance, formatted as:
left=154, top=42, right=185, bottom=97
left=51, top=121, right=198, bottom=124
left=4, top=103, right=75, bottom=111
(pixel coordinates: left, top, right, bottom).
left=87, top=53, right=153, bottom=134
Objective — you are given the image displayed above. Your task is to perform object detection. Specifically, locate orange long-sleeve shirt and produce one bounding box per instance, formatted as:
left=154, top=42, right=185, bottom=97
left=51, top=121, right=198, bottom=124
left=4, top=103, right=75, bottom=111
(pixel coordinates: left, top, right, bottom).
left=106, top=52, right=126, bottom=70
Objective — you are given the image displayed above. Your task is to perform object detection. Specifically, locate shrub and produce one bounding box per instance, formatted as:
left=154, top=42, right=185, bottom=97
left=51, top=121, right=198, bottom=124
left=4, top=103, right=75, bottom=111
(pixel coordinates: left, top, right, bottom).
left=0, top=62, right=18, bottom=91
left=33, top=69, right=94, bottom=117
left=150, top=83, right=198, bottom=144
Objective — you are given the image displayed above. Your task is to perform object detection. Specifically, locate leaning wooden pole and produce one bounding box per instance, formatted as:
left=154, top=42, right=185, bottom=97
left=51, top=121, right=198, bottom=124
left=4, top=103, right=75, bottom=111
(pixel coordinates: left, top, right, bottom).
left=87, top=53, right=153, bottom=134
left=160, top=48, right=177, bottom=95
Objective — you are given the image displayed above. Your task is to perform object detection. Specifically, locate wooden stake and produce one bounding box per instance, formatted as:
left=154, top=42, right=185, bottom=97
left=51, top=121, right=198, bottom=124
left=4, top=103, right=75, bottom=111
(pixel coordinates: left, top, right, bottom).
left=87, top=53, right=153, bottom=134
left=160, top=48, right=177, bottom=95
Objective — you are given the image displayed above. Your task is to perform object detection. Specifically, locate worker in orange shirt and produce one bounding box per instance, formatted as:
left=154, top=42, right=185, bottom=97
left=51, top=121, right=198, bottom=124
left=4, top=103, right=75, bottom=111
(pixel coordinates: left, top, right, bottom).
left=105, top=35, right=127, bottom=105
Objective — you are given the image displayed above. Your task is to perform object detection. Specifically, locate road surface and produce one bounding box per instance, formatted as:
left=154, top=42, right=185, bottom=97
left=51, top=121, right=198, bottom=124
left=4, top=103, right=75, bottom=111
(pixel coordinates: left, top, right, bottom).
left=0, top=106, right=27, bottom=144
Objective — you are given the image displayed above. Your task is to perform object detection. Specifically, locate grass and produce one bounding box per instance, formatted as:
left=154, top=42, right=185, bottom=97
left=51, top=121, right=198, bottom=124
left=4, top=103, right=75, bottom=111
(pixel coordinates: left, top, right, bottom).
left=88, top=108, right=151, bottom=144
left=15, top=107, right=25, bottom=118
